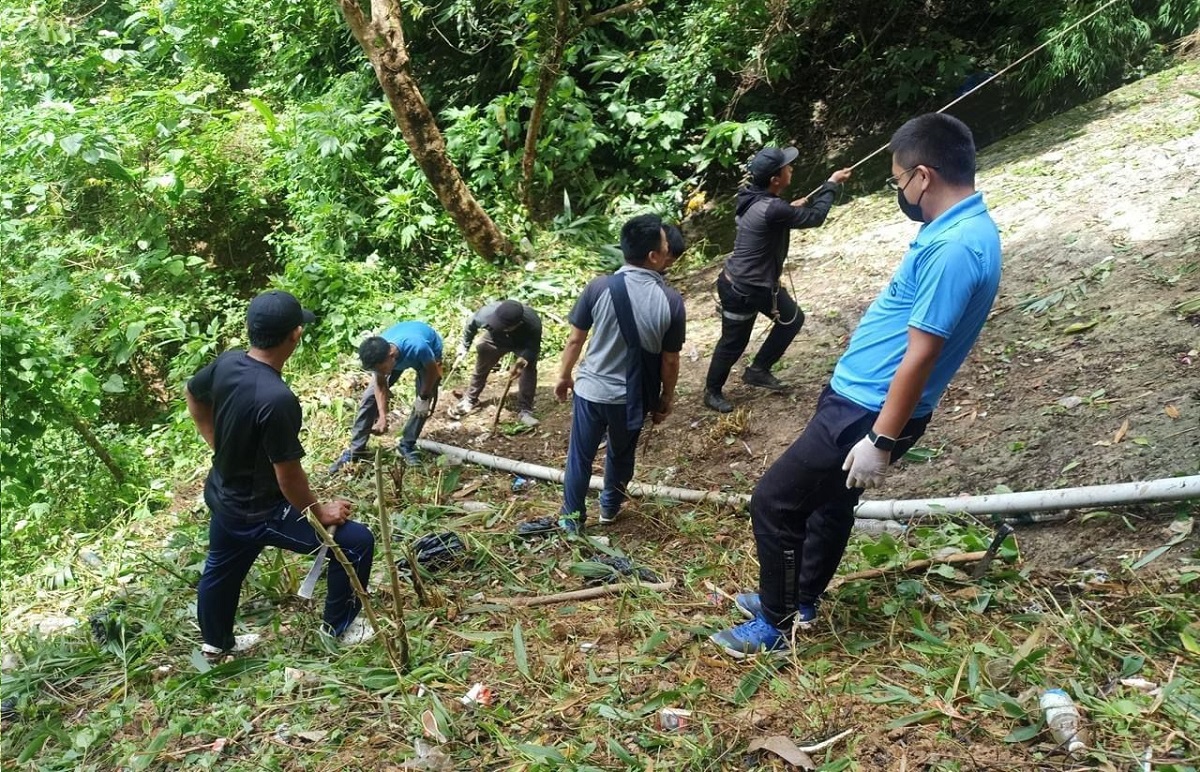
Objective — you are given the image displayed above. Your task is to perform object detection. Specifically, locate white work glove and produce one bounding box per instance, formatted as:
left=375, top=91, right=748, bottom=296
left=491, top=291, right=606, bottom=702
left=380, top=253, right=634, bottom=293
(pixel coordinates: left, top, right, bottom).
left=455, top=343, right=469, bottom=364
left=413, top=396, right=433, bottom=418
left=842, top=436, right=891, bottom=490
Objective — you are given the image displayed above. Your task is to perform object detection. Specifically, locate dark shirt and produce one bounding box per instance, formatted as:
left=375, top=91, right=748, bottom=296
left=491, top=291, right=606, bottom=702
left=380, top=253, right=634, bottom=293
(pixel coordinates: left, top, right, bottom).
left=724, top=181, right=840, bottom=288
left=187, top=350, right=305, bottom=521
left=462, top=302, right=543, bottom=363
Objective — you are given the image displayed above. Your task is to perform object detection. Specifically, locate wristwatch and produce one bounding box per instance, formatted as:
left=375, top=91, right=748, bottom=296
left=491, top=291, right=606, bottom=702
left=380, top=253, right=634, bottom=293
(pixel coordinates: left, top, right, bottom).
left=867, top=429, right=897, bottom=452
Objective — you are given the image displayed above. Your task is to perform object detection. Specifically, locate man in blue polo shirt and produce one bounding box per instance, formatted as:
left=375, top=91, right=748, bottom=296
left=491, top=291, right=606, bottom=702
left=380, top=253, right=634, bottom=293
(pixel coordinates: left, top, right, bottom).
left=555, top=214, right=686, bottom=533
left=330, top=321, right=443, bottom=470
left=711, top=113, right=1002, bottom=657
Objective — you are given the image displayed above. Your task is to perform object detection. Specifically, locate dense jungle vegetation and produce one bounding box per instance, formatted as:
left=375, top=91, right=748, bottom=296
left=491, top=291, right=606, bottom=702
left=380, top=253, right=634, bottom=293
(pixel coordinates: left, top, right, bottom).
left=3, top=1, right=1199, bottom=769
left=2, top=0, right=1196, bottom=566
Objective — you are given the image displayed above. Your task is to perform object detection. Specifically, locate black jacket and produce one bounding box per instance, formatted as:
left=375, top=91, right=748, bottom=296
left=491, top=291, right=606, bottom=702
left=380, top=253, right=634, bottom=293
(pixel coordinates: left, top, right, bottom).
left=724, top=181, right=840, bottom=288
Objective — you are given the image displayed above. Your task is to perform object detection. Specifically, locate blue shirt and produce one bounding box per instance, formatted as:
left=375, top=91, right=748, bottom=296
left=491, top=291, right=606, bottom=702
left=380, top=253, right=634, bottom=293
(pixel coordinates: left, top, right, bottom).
left=569, top=266, right=686, bottom=404
left=380, top=321, right=443, bottom=373
left=831, top=192, right=1001, bottom=416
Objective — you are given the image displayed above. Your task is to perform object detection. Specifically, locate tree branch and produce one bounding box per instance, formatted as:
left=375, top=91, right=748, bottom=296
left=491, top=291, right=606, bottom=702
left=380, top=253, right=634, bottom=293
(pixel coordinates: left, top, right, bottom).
left=582, top=0, right=648, bottom=27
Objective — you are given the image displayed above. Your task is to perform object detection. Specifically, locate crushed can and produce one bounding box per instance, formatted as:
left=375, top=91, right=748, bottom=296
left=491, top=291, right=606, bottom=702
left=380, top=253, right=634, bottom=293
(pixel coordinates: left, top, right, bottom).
left=659, top=707, right=692, bottom=731
left=461, top=682, right=494, bottom=706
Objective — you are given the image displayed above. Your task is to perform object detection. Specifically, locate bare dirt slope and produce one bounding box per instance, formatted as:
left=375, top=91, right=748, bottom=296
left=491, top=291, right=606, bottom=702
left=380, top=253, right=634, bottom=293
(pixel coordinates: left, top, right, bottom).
left=425, top=62, right=1200, bottom=567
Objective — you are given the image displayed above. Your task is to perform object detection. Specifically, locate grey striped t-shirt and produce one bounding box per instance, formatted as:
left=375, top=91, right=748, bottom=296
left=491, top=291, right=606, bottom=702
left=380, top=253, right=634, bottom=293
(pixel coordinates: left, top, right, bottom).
left=569, top=265, right=686, bottom=405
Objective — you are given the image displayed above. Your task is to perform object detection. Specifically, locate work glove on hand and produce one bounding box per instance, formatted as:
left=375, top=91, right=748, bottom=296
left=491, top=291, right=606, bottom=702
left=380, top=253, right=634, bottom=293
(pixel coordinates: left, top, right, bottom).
left=413, top=396, right=433, bottom=419
left=842, top=436, right=890, bottom=490
left=455, top=343, right=469, bottom=364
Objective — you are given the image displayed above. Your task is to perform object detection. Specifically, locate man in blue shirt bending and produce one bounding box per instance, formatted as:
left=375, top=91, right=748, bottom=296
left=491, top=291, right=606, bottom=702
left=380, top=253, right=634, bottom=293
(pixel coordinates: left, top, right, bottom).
left=711, top=113, right=1002, bottom=657
left=330, top=321, right=444, bottom=470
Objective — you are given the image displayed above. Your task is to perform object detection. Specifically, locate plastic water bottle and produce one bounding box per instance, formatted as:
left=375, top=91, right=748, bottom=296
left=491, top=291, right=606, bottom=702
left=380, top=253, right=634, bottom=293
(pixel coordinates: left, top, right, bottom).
left=1040, top=689, right=1087, bottom=756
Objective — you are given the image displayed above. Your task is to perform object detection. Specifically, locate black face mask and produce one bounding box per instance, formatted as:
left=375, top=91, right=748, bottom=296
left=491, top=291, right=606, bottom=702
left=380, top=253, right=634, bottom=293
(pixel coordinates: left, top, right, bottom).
left=897, top=186, right=926, bottom=222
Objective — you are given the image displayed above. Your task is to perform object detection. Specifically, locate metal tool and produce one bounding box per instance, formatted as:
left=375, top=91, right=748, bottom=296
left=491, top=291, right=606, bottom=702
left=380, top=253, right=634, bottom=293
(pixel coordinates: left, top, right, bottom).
left=972, top=522, right=1014, bottom=579
left=298, top=525, right=336, bottom=599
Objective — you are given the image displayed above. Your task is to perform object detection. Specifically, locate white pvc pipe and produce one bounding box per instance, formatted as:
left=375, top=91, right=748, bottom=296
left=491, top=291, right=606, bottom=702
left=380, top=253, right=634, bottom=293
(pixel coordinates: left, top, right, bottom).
left=418, top=439, right=902, bottom=533
left=417, top=439, right=1199, bottom=522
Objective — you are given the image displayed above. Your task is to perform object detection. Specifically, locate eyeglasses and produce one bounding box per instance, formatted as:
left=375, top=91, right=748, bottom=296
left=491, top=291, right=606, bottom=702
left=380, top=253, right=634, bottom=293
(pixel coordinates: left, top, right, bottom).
left=885, top=164, right=940, bottom=191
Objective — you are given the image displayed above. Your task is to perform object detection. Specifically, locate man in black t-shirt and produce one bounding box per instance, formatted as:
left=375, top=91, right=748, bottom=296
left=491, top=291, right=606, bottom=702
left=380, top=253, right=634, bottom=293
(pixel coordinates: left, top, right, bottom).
left=186, top=290, right=376, bottom=656
left=703, top=148, right=851, bottom=413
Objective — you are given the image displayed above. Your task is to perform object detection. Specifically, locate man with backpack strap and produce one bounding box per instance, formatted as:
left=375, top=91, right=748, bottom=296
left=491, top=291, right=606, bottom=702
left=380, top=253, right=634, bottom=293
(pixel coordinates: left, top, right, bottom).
left=554, top=214, right=686, bottom=533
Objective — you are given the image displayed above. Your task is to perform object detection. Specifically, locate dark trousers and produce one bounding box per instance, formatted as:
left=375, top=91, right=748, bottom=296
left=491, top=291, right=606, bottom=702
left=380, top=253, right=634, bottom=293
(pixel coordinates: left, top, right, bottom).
left=197, top=495, right=375, bottom=648
left=349, top=367, right=435, bottom=455
left=465, top=334, right=536, bottom=413
left=751, top=386, right=929, bottom=628
left=561, top=395, right=642, bottom=522
left=705, top=274, right=804, bottom=392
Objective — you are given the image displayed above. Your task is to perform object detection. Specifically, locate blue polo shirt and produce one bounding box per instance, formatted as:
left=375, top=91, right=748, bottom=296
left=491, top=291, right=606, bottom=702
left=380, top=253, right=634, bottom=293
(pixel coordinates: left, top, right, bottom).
left=831, top=192, right=1001, bottom=416
left=380, top=321, right=443, bottom=373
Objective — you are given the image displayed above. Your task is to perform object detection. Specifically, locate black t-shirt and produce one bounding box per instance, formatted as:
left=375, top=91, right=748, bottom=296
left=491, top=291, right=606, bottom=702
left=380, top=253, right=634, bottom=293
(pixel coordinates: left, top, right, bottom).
left=187, top=350, right=305, bottom=521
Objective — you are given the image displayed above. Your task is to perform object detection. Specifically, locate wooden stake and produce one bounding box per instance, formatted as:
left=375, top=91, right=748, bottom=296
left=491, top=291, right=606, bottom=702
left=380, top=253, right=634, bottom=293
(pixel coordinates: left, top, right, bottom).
left=490, top=360, right=523, bottom=432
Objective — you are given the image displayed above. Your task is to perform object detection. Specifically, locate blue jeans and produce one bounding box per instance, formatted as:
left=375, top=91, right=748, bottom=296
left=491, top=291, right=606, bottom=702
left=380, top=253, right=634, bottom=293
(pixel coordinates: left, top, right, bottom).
left=348, top=367, right=436, bottom=455
left=561, top=394, right=642, bottom=523
left=197, top=494, right=375, bottom=649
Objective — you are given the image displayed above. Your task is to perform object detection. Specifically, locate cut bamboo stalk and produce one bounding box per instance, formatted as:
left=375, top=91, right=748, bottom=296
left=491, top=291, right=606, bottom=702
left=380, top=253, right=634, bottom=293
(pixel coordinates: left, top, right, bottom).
left=487, top=579, right=675, bottom=608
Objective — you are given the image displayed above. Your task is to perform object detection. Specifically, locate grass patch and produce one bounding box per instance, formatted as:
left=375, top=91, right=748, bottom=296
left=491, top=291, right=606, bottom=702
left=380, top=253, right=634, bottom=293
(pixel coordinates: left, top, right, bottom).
left=3, top=460, right=1197, bottom=770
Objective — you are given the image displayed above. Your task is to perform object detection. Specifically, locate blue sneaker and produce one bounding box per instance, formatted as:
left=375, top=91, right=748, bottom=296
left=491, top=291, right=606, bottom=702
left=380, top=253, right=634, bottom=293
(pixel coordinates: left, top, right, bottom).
left=558, top=516, right=583, bottom=536
left=733, top=593, right=818, bottom=629
left=709, top=615, right=789, bottom=659
left=399, top=445, right=422, bottom=466
left=329, top=449, right=369, bottom=474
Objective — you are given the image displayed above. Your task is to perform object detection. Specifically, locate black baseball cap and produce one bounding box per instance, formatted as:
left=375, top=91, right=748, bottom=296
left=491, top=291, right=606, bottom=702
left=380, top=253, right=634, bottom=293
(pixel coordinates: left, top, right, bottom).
left=748, top=146, right=800, bottom=186
left=485, top=300, right=524, bottom=331
left=246, top=290, right=316, bottom=339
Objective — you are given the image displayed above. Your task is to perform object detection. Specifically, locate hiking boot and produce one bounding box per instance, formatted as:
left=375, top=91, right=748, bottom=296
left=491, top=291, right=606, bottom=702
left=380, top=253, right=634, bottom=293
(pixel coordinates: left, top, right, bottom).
left=517, top=410, right=540, bottom=427
left=709, top=615, right=789, bottom=659
left=338, top=617, right=376, bottom=647
left=558, top=515, right=584, bottom=537
left=447, top=397, right=478, bottom=419
left=734, top=593, right=819, bottom=629
left=202, top=632, right=261, bottom=659
left=328, top=450, right=369, bottom=474
left=598, top=508, right=620, bottom=526
left=742, top=365, right=789, bottom=392
left=704, top=389, right=733, bottom=413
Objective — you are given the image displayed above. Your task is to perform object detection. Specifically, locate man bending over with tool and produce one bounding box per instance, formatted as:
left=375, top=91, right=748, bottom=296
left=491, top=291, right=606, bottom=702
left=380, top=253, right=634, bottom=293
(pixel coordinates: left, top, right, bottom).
left=710, top=114, right=1001, bottom=656
left=330, top=320, right=443, bottom=471
left=448, top=299, right=542, bottom=427
left=187, top=291, right=375, bottom=656
left=555, top=214, right=686, bottom=533
left=703, top=148, right=851, bottom=413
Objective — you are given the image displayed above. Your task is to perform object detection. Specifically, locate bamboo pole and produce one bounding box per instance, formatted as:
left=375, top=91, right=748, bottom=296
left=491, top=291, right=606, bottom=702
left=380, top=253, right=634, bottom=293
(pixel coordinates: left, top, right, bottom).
left=374, top=447, right=411, bottom=666
left=304, top=506, right=407, bottom=674
left=487, top=579, right=675, bottom=608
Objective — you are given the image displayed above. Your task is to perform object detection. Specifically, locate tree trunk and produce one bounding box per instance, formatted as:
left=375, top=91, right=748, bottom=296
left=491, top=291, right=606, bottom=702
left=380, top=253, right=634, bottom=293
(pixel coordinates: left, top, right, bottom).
left=64, top=411, right=125, bottom=484
left=336, top=0, right=514, bottom=262
left=520, top=0, right=572, bottom=217
left=519, top=0, right=648, bottom=218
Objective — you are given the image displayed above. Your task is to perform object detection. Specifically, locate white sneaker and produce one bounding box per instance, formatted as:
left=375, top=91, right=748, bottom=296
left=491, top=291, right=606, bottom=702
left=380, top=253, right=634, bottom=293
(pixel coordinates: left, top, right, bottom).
left=201, top=632, right=261, bottom=657
left=339, top=617, right=376, bottom=647
left=447, top=398, right=478, bottom=419
left=517, top=410, right=540, bottom=427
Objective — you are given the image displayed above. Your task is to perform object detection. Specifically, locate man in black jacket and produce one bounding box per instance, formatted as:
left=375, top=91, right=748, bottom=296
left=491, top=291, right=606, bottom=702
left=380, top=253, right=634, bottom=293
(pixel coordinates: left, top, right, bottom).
left=703, top=148, right=851, bottom=412
left=449, top=300, right=543, bottom=426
